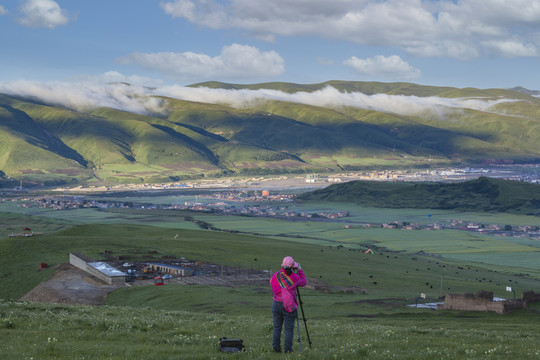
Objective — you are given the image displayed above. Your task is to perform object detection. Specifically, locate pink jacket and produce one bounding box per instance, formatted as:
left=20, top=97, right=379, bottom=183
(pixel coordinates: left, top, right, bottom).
left=270, top=268, right=306, bottom=303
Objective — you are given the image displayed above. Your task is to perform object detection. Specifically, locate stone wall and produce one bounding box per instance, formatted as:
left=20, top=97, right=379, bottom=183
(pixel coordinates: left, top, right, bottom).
left=69, top=253, right=94, bottom=274
left=438, top=290, right=524, bottom=315
left=522, top=291, right=540, bottom=311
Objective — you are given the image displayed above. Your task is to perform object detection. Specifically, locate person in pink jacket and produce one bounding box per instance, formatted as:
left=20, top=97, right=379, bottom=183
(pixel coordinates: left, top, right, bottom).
left=270, top=256, right=306, bottom=353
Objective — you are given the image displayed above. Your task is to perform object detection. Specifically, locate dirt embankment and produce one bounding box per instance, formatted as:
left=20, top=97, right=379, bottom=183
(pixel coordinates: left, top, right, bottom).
left=20, top=263, right=120, bottom=305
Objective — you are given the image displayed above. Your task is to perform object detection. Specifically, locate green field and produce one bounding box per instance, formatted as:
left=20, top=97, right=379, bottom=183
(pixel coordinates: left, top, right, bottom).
left=1, top=194, right=540, bottom=359
left=2, top=196, right=539, bottom=275
left=172, top=208, right=540, bottom=276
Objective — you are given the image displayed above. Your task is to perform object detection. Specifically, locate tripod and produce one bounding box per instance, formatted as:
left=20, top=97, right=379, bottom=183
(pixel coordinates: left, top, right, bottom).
left=296, top=287, right=312, bottom=349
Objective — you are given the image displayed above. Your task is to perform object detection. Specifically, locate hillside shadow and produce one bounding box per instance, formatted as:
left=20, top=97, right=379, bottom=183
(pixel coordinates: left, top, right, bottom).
left=151, top=124, right=219, bottom=165
left=335, top=118, right=499, bottom=157
left=173, top=122, right=229, bottom=142
left=0, top=104, right=88, bottom=167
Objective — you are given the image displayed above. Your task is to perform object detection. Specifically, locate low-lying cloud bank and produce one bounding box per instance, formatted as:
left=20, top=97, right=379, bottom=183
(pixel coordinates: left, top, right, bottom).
left=159, top=85, right=517, bottom=117
left=0, top=80, right=165, bottom=115
left=0, top=80, right=518, bottom=118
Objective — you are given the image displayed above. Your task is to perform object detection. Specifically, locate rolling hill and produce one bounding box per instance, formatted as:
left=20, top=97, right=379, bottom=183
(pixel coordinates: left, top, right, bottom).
left=297, top=177, right=540, bottom=215
left=1, top=81, right=540, bottom=185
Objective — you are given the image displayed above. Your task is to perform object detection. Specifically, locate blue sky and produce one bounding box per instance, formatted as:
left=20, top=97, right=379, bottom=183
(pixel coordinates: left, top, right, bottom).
left=1, top=0, right=540, bottom=90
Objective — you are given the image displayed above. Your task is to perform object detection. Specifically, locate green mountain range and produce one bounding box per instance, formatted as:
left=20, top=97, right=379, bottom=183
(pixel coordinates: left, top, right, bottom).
left=1, top=81, right=540, bottom=185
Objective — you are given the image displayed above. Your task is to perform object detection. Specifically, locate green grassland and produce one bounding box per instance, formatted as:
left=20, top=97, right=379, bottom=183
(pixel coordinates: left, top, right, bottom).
left=181, top=214, right=540, bottom=277
left=2, top=300, right=540, bottom=359
left=2, top=196, right=540, bottom=358
left=2, top=215, right=539, bottom=303
left=0, top=211, right=70, bottom=239
left=2, top=192, right=538, bottom=275
left=1, top=221, right=540, bottom=359
left=1, top=209, right=539, bottom=299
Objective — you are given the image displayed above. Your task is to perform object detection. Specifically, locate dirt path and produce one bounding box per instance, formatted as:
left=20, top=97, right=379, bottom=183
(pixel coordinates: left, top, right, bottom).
left=20, top=263, right=121, bottom=305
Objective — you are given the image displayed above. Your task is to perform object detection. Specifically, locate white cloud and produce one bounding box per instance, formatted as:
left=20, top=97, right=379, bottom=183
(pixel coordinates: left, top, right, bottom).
left=116, top=44, right=285, bottom=82
left=0, top=80, right=165, bottom=115
left=481, top=40, right=537, bottom=57
left=403, top=41, right=480, bottom=60
left=17, top=0, right=72, bottom=29
left=344, top=55, right=421, bottom=80
left=0, top=5, right=8, bottom=15
left=0, top=77, right=518, bottom=118
left=160, top=0, right=196, bottom=19
left=159, top=0, right=226, bottom=29
left=159, top=85, right=514, bottom=116
left=159, top=0, right=540, bottom=59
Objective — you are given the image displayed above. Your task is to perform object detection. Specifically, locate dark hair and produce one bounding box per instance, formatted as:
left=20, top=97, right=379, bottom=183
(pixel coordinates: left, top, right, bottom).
left=284, top=267, right=293, bottom=275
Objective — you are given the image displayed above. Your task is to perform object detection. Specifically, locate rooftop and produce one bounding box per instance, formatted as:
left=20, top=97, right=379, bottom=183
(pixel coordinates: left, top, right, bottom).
left=88, top=262, right=127, bottom=277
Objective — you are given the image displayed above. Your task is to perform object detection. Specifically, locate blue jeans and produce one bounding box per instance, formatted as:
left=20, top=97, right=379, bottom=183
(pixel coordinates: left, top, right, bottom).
left=272, top=300, right=297, bottom=352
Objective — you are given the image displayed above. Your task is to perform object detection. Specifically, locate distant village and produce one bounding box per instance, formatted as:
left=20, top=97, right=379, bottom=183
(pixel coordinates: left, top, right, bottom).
left=375, top=220, right=539, bottom=239
left=6, top=188, right=539, bottom=239
left=9, top=191, right=348, bottom=221
left=13, top=165, right=534, bottom=194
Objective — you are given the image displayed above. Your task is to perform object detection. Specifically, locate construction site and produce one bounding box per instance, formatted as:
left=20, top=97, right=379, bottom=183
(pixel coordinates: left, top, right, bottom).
left=98, top=249, right=272, bottom=285
left=20, top=249, right=274, bottom=305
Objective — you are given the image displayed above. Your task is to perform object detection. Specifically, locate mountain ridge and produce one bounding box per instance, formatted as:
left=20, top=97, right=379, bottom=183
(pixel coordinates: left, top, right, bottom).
left=1, top=81, right=540, bottom=185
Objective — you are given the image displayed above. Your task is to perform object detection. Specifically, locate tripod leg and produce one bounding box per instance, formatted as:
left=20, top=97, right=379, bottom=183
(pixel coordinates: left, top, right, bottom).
left=296, top=287, right=312, bottom=349
left=296, top=310, right=301, bottom=352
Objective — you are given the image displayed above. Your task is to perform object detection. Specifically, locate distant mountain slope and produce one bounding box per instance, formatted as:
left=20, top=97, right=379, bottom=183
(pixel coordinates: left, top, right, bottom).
left=510, top=86, right=540, bottom=97
left=191, top=80, right=533, bottom=98
left=0, top=97, right=89, bottom=183
left=1, top=80, right=540, bottom=185
left=297, top=177, right=540, bottom=215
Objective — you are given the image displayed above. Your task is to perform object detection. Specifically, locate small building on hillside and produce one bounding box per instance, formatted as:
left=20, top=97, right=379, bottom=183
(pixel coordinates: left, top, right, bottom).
left=143, top=263, right=186, bottom=276
left=8, top=227, right=43, bottom=237
left=70, top=253, right=127, bottom=285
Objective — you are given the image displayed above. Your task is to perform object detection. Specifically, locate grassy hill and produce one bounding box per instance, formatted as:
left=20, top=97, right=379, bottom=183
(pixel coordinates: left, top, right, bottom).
left=2, top=80, right=540, bottom=184
left=297, top=177, right=540, bottom=215
left=2, top=218, right=539, bottom=306
left=1, top=211, right=538, bottom=301
left=1, top=215, right=540, bottom=358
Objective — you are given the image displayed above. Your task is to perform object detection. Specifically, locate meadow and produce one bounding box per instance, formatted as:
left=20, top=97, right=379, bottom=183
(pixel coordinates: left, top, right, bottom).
left=1, top=194, right=540, bottom=359
left=2, top=300, right=540, bottom=359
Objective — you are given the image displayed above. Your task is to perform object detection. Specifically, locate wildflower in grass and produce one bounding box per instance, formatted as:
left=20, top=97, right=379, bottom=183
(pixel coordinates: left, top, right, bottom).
left=2, top=319, right=14, bottom=329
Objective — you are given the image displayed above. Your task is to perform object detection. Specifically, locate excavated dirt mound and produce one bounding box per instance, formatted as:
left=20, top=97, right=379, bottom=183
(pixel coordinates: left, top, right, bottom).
left=20, top=263, right=120, bottom=305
